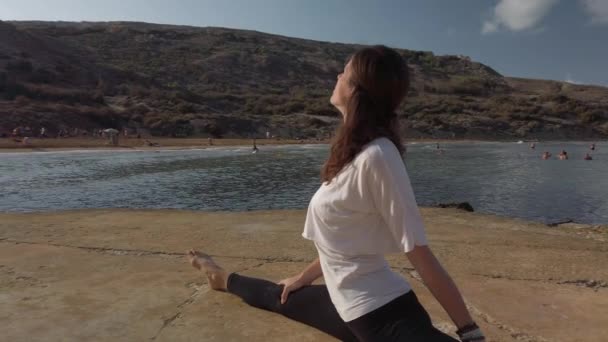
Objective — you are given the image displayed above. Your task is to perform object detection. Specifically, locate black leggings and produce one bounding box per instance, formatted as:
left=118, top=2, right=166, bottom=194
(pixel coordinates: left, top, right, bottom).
left=227, top=273, right=458, bottom=342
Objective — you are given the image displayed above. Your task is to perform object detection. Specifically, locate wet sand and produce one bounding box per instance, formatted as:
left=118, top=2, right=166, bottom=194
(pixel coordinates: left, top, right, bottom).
left=1, top=208, right=606, bottom=341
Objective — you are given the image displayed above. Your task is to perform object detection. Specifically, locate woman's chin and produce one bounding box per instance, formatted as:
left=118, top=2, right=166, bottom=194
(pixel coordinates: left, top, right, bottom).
left=329, top=97, right=341, bottom=109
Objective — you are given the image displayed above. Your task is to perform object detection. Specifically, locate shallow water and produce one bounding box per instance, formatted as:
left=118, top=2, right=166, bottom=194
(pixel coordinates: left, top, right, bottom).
left=1, top=142, right=606, bottom=224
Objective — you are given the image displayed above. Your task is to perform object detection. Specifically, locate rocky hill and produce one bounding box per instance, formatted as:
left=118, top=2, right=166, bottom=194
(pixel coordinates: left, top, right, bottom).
left=1, top=20, right=607, bottom=139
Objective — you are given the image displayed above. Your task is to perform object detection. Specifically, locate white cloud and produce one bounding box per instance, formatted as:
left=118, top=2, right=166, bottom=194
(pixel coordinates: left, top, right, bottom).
left=580, top=0, right=608, bottom=24
left=482, top=0, right=559, bottom=34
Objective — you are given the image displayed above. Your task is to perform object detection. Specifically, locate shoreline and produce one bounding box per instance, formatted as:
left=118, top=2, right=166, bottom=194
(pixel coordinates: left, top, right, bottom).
left=0, top=137, right=326, bottom=153
left=1, top=137, right=604, bottom=153
left=2, top=206, right=606, bottom=227
left=2, top=208, right=607, bottom=341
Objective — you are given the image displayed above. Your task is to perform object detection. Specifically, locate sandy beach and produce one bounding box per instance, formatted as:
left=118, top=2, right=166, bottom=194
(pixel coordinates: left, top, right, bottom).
left=0, top=137, right=328, bottom=153
left=1, top=208, right=606, bottom=341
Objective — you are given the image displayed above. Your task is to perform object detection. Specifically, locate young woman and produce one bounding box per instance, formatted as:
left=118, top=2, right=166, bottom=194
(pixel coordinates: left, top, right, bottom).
left=188, top=45, right=485, bottom=342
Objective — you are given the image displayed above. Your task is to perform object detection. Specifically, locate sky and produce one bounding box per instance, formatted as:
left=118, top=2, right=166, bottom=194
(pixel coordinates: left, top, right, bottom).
left=1, top=0, right=607, bottom=86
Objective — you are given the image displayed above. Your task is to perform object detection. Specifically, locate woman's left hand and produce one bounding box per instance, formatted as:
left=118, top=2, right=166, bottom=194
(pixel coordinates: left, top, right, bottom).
left=277, top=274, right=308, bottom=304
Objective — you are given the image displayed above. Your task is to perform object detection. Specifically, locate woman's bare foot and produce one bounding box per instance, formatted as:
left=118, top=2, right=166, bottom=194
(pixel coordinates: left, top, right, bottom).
left=187, top=249, right=229, bottom=291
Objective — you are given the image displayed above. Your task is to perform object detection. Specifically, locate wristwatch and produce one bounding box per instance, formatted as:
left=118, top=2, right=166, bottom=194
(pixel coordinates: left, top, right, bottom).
left=456, top=323, right=485, bottom=342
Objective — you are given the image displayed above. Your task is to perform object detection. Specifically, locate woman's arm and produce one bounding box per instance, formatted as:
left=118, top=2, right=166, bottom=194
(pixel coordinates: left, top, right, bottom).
left=407, top=245, right=484, bottom=340
left=362, top=142, right=483, bottom=339
left=297, top=257, right=323, bottom=284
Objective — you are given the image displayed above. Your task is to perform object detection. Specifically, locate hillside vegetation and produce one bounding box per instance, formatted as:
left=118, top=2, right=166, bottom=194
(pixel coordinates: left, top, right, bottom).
left=1, top=21, right=607, bottom=139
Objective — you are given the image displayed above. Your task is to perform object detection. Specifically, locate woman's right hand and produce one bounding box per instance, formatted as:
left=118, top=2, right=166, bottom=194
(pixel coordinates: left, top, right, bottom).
left=278, top=274, right=308, bottom=304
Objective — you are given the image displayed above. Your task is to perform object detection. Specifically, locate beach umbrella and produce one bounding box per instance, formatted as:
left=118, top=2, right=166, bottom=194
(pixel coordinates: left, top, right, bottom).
left=103, top=128, right=120, bottom=146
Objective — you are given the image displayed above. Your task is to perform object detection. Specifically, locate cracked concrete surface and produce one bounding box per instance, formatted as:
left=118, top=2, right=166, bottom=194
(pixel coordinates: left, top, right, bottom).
left=1, top=208, right=607, bottom=341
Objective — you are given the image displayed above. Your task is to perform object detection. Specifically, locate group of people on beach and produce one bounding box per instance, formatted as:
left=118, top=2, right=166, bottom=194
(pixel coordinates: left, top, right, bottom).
left=10, top=126, right=92, bottom=139
left=536, top=143, right=596, bottom=160
left=7, top=126, right=143, bottom=140
left=6, top=125, right=146, bottom=147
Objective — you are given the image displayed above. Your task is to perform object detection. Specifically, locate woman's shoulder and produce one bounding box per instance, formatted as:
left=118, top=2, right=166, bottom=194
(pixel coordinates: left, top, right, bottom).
left=358, top=137, right=401, bottom=162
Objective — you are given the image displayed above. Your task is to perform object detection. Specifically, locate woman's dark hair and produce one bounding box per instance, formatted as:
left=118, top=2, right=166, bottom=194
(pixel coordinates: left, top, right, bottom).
left=321, top=45, right=409, bottom=183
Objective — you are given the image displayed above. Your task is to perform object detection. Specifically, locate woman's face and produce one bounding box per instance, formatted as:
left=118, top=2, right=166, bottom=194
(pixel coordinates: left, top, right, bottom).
left=330, top=61, right=353, bottom=117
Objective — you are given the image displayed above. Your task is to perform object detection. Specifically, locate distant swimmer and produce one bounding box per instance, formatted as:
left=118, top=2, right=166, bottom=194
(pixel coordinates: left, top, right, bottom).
left=590, top=143, right=596, bottom=151
left=584, top=153, right=593, bottom=160
left=252, top=138, right=259, bottom=154
left=542, top=151, right=552, bottom=160
left=558, top=150, right=568, bottom=160
left=435, top=143, right=440, bottom=149
left=530, top=142, right=536, bottom=149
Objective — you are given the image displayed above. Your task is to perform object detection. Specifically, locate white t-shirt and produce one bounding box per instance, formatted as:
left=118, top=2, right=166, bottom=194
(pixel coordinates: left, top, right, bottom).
left=302, top=137, right=428, bottom=322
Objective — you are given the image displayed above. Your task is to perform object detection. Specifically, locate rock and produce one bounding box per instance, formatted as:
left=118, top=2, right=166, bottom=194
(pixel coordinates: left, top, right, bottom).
left=434, top=202, right=475, bottom=212
left=547, top=218, right=574, bottom=227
